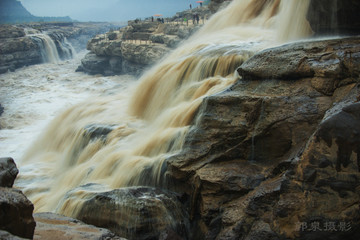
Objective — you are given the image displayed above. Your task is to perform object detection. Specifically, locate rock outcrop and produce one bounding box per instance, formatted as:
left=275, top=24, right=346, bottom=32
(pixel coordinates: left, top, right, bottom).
left=0, top=157, right=19, bottom=187
left=34, top=212, right=126, bottom=240
left=0, top=187, right=36, bottom=239
left=77, top=8, right=210, bottom=76
left=62, top=185, right=189, bottom=240
left=146, top=37, right=360, bottom=239
left=0, top=157, right=36, bottom=239
left=0, top=25, right=42, bottom=73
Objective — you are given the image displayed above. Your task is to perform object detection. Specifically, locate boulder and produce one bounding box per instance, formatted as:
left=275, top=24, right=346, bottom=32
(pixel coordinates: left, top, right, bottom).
left=0, top=157, right=19, bottom=187
left=237, top=37, right=360, bottom=83
left=34, top=212, right=126, bottom=240
left=60, top=185, right=189, bottom=240
left=80, top=53, right=121, bottom=76
left=0, top=187, right=36, bottom=239
left=80, top=53, right=109, bottom=74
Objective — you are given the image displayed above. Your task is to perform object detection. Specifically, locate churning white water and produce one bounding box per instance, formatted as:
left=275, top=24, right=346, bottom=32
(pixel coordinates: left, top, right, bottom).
left=2, top=0, right=313, bottom=216
left=0, top=52, right=136, bottom=161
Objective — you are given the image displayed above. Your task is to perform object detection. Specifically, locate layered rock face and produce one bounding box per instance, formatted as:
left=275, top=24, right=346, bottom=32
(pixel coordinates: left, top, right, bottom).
left=0, top=25, right=42, bottom=73
left=78, top=8, right=210, bottom=76
left=0, top=158, right=36, bottom=239
left=152, top=37, right=360, bottom=239
left=307, top=0, right=360, bottom=35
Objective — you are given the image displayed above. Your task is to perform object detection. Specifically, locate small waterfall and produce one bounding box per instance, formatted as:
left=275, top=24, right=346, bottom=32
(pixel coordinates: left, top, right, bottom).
left=33, top=34, right=61, bottom=63
left=27, top=30, right=75, bottom=63
left=49, top=32, right=76, bottom=60
left=19, top=0, right=313, bottom=215
left=63, top=37, right=76, bottom=58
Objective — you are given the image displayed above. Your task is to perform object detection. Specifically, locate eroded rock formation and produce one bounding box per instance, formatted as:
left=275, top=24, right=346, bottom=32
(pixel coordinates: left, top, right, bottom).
left=0, top=187, right=36, bottom=239
left=153, top=37, right=360, bottom=239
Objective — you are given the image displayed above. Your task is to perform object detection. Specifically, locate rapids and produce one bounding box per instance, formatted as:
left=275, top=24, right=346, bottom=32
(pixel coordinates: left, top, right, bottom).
left=3, top=0, right=312, bottom=216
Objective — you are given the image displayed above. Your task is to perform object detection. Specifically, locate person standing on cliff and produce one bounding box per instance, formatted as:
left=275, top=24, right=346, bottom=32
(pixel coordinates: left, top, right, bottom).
left=190, top=4, right=192, bottom=9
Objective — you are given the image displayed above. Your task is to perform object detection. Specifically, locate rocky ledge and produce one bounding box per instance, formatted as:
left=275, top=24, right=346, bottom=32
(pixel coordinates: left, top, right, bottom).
left=77, top=7, right=211, bottom=76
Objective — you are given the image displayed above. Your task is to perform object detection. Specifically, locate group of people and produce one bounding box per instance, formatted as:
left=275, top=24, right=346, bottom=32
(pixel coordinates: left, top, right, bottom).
left=189, top=2, right=203, bottom=9
left=151, top=16, right=165, bottom=23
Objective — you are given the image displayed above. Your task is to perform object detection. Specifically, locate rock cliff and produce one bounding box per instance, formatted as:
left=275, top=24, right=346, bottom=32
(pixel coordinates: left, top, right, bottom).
left=77, top=7, right=211, bottom=76
left=154, top=36, right=360, bottom=239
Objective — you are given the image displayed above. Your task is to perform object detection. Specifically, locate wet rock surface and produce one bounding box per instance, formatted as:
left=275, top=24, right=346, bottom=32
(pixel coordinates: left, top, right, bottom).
left=64, top=185, right=189, bottom=240
left=153, top=36, right=360, bottom=239
left=0, top=157, right=19, bottom=187
left=0, top=187, right=36, bottom=239
left=34, top=212, right=126, bottom=240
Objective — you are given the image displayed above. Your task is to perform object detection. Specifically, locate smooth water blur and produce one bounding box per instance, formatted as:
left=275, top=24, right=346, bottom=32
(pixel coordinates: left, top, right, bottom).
left=3, top=0, right=312, bottom=216
left=0, top=52, right=136, bottom=161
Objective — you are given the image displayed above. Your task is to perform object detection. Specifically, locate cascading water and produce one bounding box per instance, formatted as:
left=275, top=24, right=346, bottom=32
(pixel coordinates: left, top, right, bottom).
left=25, top=28, right=75, bottom=63
left=17, top=0, right=312, bottom=216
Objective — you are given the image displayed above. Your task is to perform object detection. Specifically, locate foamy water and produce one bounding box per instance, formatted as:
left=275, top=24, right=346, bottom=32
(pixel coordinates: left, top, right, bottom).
left=2, top=0, right=313, bottom=216
left=0, top=52, right=136, bottom=161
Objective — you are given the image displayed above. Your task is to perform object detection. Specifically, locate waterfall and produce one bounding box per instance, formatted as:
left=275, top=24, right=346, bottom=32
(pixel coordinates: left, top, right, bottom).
left=18, top=0, right=312, bottom=216
left=27, top=30, right=75, bottom=63
left=31, top=34, right=61, bottom=63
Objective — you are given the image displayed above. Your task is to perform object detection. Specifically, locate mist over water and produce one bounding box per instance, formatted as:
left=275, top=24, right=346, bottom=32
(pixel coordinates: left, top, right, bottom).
left=4, top=0, right=312, bottom=216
